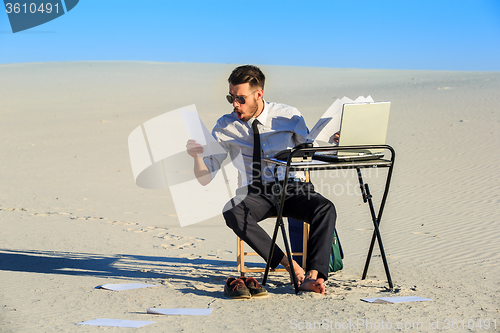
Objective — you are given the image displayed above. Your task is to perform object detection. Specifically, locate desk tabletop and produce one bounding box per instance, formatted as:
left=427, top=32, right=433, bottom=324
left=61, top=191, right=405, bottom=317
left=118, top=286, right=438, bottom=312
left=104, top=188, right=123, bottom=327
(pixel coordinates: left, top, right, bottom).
left=264, top=157, right=393, bottom=170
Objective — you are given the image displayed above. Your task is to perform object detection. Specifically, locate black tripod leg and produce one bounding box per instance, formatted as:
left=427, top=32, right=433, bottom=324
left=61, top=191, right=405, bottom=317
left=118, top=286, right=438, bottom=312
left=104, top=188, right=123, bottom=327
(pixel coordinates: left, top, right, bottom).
left=363, top=184, right=393, bottom=289
left=362, top=233, right=376, bottom=280
left=263, top=183, right=300, bottom=293
left=263, top=182, right=282, bottom=286
left=356, top=168, right=375, bottom=278
left=357, top=168, right=393, bottom=288
left=279, top=213, right=299, bottom=293
left=262, top=212, right=281, bottom=286
left=356, top=167, right=368, bottom=203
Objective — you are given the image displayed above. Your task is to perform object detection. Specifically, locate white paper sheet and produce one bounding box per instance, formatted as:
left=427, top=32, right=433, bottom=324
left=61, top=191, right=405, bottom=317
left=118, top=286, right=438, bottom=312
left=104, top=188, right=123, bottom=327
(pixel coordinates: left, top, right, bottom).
left=147, top=308, right=213, bottom=316
left=361, top=296, right=433, bottom=304
left=96, top=283, right=157, bottom=291
left=197, top=119, right=227, bottom=157
left=180, top=108, right=206, bottom=146
left=142, top=105, right=196, bottom=162
left=308, top=96, right=374, bottom=144
left=77, top=318, right=156, bottom=328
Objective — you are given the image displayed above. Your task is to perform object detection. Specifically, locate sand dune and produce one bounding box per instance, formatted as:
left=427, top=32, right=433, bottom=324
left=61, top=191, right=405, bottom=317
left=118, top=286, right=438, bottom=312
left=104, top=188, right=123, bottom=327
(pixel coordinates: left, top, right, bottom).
left=1, top=62, right=499, bottom=332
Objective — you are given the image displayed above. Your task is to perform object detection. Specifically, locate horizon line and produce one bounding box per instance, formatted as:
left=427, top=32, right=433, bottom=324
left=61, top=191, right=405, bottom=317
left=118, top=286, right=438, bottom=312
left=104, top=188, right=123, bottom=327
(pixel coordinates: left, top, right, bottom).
left=0, top=60, right=498, bottom=73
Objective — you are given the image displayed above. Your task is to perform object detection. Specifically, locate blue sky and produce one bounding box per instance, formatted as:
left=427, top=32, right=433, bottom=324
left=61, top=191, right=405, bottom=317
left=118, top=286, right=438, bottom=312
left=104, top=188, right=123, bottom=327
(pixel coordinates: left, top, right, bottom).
left=1, top=0, right=499, bottom=70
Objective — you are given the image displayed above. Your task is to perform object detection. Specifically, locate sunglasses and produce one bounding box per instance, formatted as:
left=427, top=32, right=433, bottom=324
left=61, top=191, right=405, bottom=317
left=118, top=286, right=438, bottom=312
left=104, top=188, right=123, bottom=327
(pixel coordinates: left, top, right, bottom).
left=226, top=90, right=257, bottom=104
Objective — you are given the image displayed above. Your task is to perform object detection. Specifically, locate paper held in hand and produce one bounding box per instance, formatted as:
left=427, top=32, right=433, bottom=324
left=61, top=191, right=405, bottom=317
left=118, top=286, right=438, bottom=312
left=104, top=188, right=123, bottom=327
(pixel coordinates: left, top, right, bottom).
left=307, top=95, right=374, bottom=145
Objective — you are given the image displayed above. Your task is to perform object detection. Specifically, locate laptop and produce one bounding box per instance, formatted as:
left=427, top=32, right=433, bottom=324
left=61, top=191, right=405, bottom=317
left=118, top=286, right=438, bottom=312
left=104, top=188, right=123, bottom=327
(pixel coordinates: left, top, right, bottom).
left=314, top=101, right=391, bottom=162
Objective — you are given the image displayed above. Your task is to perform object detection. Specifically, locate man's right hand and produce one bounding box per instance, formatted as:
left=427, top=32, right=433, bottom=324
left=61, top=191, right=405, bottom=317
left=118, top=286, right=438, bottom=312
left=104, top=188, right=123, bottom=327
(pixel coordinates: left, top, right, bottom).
left=186, top=139, right=204, bottom=158
left=186, top=139, right=211, bottom=186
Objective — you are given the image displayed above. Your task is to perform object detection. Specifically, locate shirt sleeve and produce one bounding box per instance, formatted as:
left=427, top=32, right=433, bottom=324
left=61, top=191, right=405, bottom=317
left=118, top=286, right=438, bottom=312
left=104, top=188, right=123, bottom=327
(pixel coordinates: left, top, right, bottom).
left=203, top=151, right=228, bottom=178
left=292, top=112, right=311, bottom=146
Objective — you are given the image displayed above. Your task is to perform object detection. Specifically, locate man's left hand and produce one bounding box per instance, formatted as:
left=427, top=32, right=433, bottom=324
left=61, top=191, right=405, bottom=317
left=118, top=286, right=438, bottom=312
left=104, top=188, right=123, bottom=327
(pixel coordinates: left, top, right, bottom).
left=331, top=131, right=340, bottom=144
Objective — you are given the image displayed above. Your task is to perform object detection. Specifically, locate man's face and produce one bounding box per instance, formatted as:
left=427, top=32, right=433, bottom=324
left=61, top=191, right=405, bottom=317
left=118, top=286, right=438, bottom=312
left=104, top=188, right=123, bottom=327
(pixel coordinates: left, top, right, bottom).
left=229, top=83, right=262, bottom=122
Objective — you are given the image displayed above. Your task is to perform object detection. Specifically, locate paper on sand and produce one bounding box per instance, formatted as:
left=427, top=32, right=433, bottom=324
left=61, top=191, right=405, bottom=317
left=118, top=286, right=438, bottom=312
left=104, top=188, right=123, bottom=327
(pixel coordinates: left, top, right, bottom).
left=147, top=308, right=213, bottom=316
left=77, top=318, right=156, bottom=328
left=96, top=283, right=157, bottom=291
left=361, top=296, right=432, bottom=304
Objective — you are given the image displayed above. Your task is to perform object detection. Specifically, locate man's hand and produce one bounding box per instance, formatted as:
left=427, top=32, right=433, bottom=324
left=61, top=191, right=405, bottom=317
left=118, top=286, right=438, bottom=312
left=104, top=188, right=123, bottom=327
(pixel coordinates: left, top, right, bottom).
left=331, top=131, right=340, bottom=144
left=186, top=139, right=211, bottom=186
left=186, top=139, right=204, bottom=158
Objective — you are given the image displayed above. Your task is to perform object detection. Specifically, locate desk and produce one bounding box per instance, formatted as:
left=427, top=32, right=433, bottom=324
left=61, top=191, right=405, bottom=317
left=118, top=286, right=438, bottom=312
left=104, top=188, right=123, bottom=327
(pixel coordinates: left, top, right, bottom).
left=262, top=145, right=395, bottom=294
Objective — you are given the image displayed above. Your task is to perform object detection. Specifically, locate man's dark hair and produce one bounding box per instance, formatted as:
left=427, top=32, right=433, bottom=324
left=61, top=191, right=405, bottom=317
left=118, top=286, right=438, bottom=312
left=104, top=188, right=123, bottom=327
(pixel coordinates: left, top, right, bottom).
left=228, top=65, right=265, bottom=90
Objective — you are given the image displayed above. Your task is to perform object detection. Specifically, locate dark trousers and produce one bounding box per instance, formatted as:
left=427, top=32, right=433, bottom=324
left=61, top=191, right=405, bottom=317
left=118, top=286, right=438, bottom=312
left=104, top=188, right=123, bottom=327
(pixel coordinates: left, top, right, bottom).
left=223, top=182, right=337, bottom=280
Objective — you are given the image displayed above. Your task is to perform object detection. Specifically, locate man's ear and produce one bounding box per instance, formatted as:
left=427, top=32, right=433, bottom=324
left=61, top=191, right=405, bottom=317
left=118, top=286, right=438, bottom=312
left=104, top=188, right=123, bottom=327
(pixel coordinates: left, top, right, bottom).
left=256, top=89, right=264, bottom=100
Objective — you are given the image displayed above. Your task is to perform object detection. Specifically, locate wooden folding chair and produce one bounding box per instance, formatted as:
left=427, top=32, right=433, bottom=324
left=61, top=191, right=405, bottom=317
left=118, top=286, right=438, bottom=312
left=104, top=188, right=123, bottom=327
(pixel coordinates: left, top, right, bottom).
left=236, top=221, right=309, bottom=276
left=234, top=169, right=312, bottom=276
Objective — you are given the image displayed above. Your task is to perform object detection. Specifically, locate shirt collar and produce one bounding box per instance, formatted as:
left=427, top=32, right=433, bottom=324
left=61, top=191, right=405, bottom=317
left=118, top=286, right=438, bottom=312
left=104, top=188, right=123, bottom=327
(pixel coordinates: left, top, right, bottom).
left=252, top=100, right=268, bottom=126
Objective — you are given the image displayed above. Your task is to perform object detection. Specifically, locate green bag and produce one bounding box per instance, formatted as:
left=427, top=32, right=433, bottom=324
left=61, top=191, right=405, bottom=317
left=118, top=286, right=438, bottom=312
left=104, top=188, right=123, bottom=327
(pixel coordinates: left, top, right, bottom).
left=288, top=218, right=343, bottom=272
left=329, top=229, right=344, bottom=272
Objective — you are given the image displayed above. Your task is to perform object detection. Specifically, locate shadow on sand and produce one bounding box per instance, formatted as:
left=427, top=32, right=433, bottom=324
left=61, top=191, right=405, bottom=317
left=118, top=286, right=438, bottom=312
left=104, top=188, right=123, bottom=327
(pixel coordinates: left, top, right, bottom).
left=0, top=248, right=237, bottom=280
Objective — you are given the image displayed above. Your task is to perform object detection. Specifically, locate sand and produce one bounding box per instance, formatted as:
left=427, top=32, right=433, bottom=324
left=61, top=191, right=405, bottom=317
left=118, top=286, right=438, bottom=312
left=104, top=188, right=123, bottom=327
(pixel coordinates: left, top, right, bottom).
left=1, top=62, right=499, bottom=332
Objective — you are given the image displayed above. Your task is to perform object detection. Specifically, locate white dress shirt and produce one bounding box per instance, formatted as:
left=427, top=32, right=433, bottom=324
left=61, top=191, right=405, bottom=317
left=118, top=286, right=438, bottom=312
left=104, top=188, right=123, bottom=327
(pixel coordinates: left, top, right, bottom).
left=203, top=101, right=310, bottom=187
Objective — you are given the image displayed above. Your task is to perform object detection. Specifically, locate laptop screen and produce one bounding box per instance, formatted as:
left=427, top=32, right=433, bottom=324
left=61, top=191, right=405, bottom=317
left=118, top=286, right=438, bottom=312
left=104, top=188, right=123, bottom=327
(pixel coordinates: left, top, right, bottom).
left=338, top=102, right=391, bottom=156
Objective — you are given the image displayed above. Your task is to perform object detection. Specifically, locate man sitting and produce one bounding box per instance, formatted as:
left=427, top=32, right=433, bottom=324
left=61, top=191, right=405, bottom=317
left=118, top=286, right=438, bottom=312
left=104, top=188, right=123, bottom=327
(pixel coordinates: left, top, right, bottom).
left=186, top=65, right=337, bottom=294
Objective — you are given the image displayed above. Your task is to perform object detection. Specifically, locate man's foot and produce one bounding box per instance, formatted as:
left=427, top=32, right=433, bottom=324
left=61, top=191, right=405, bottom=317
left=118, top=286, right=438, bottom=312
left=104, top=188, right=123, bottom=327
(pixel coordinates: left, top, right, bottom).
left=284, top=260, right=305, bottom=285
left=299, top=278, right=326, bottom=295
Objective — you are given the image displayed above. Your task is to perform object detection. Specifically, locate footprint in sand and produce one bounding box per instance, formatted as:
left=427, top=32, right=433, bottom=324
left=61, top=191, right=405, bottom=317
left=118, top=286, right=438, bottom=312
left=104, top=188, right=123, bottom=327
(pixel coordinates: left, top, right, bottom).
left=1, top=207, right=28, bottom=212
left=189, top=282, right=220, bottom=292
left=70, top=216, right=106, bottom=220
left=30, top=211, right=79, bottom=217
left=216, top=250, right=232, bottom=255
left=116, top=224, right=170, bottom=236
left=132, top=226, right=169, bottom=234
left=161, top=242, right=198, bottom=249
left=412, top=231, right=439, bottom=237
left=3, top=207, right=110, bottom=221
left=104, top=220, right=205, bottom=249
left=161, top=236, right=205, bottom=249
left=107, top=220, right=138, bottom=226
